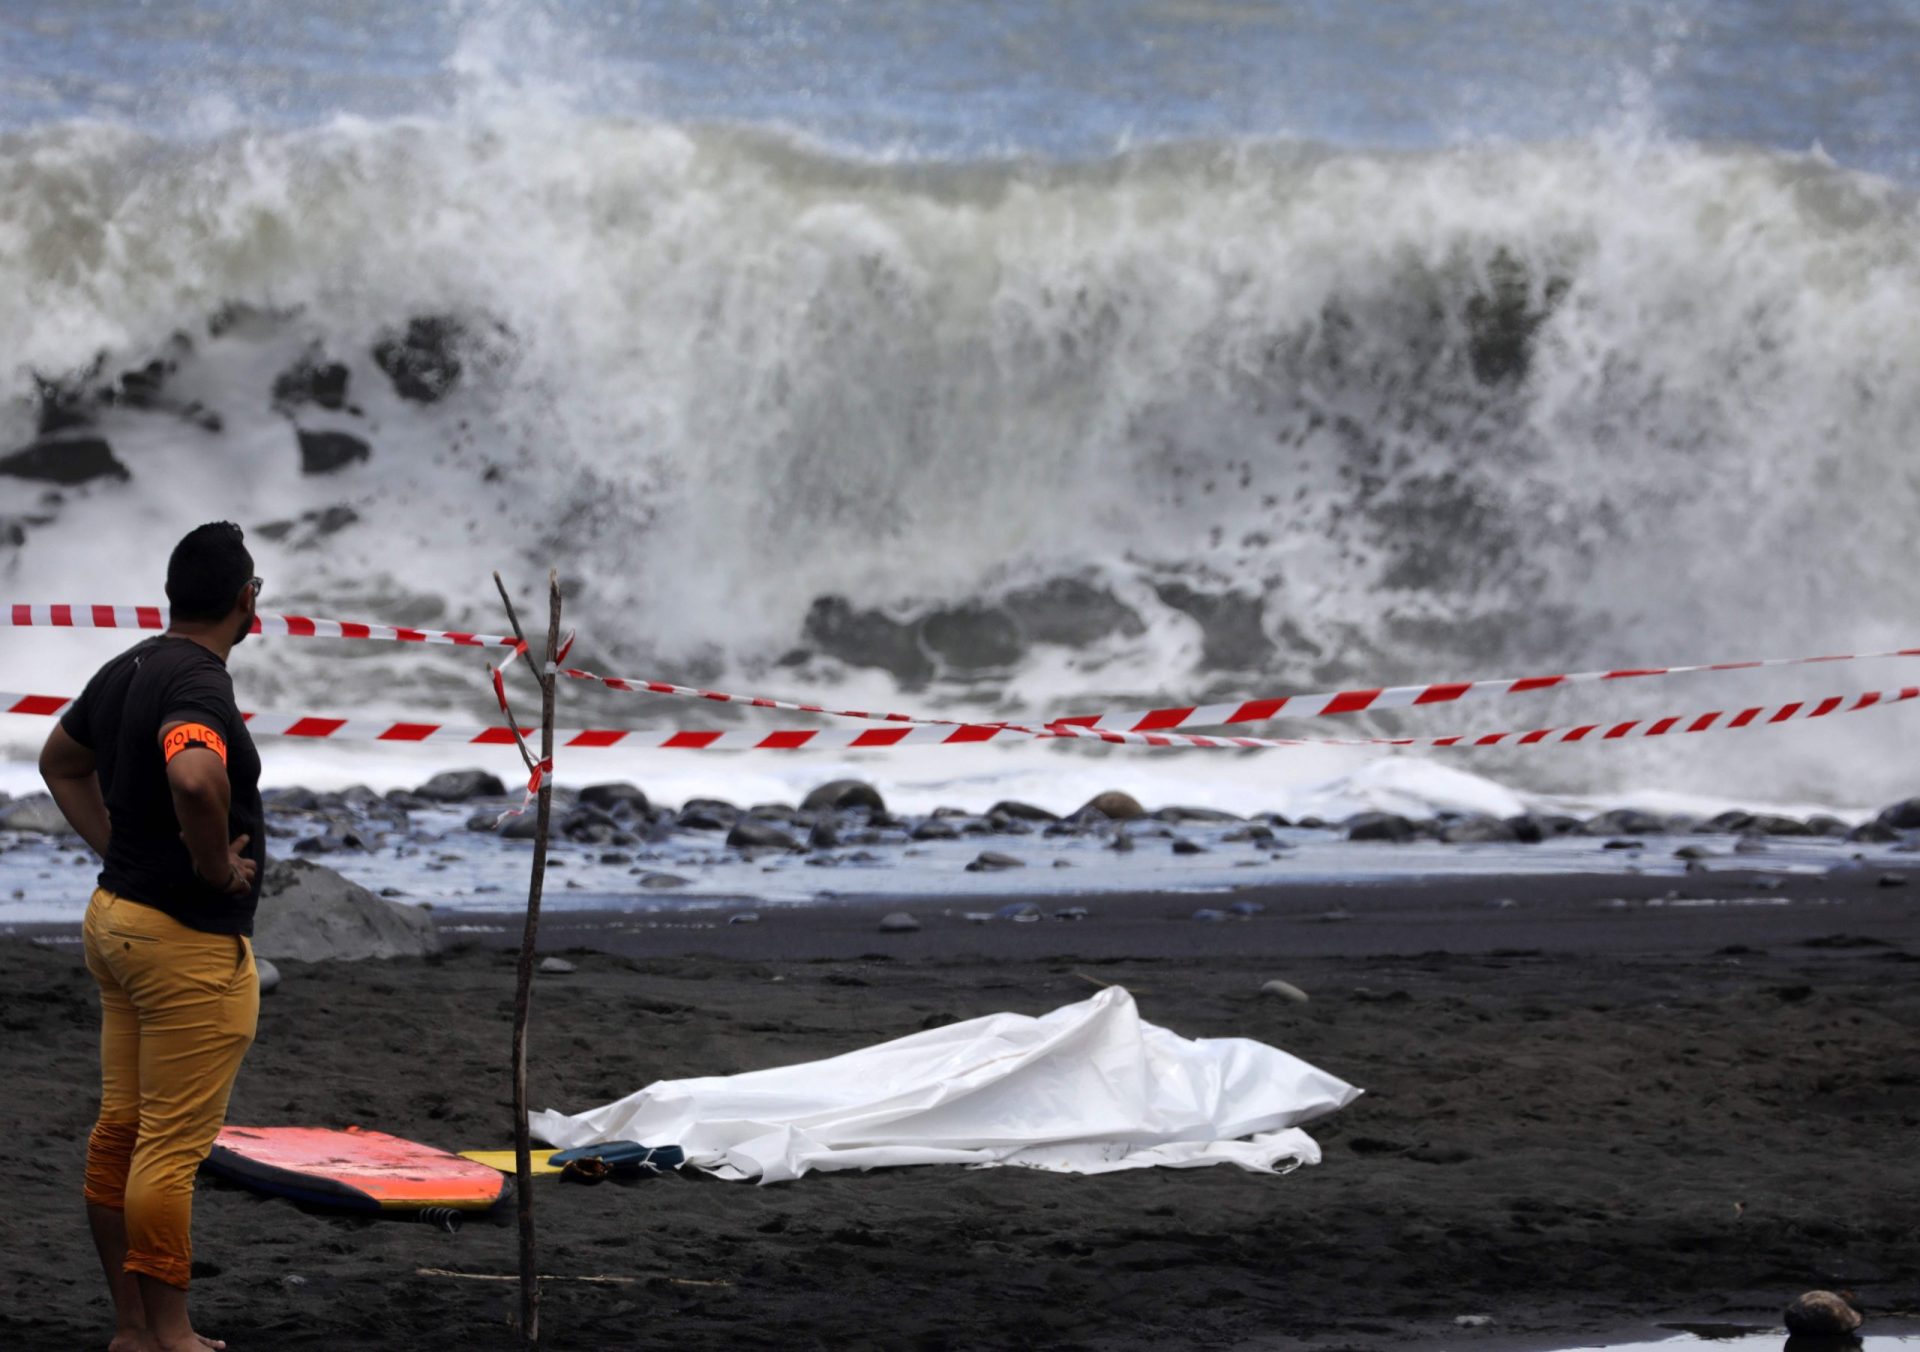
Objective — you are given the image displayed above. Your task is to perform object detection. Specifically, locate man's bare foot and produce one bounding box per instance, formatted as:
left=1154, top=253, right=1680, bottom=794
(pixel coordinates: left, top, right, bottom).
left=150, top=1334, right=225, bottom=1352
left=147, top=1333, right=224, bottom=1352
left=107, top=1329, right=158, bottom=1352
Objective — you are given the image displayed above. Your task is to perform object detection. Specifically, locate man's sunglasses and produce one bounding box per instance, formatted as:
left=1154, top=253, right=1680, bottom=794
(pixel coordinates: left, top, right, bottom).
left=249, top=576, right=264, bottom=600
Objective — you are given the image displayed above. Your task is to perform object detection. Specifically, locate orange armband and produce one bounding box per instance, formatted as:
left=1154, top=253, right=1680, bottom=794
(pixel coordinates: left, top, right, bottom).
left=162, top=723, right=228, bottom=765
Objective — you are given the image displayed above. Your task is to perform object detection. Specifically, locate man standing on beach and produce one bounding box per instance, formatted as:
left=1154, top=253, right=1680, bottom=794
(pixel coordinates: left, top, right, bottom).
left=39, top=522, right=265, bottom=1352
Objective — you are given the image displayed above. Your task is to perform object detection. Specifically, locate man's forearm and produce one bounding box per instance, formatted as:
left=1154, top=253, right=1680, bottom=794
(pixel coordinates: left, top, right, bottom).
left=42, top=772, right=111, bottom=857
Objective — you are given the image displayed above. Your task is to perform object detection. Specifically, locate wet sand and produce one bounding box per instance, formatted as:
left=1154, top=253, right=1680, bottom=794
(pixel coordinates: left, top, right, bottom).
left=3, top=870, right=1917, bottom=1351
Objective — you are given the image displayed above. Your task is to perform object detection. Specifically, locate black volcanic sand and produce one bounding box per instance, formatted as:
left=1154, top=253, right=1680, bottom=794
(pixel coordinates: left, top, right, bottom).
left=3, top=871, right=1918, bottom=1352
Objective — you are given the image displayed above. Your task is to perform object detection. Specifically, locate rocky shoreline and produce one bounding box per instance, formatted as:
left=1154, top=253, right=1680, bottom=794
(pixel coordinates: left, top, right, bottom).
left=5, top=774, right=1916, bottom=939
left=10, top=769, right=1917, bottom=861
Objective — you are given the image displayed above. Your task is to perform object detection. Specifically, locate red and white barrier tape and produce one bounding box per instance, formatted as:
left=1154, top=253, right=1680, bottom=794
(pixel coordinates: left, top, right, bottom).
left=4, top=604, right=520, bottom=649
left=554, top=644, right=1920, bottom=733
left=1074, top=686, right=1920, bottom=749
left=6, top=687, right=1914, bottom=751
left=20, top=603, right=1918, bottom=734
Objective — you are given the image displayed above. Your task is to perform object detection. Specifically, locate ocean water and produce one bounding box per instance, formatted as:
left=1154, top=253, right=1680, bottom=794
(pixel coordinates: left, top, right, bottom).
left=3, top=1, right=1919, bottom=816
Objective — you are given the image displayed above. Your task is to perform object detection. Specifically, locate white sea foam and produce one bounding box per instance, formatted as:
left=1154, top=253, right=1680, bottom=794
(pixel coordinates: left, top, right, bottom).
left=3, top=111, right=1917, bottom=811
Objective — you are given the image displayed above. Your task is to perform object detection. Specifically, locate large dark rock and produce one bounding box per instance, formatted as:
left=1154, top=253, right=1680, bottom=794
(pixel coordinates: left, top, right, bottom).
left=1440, top=815, right=1521, bottom=844
left=414, top=769, right=507, bottom=802
left=1347, top=812, right=1418, bottom=843
left=801, top=596, right=933, bottom=686
left=0, top=793, right=76, bottom=835
left=96, top=339, right=222, bottom=431
left=1151, top=581, right=1276, bottom=670
left=373, top=316, right=465, bottom=403
left=257, top=504, right=359, bottom=548
left=108, top=354, right=173, bottom=409
left=1153, top=805, right=1243, bottom=823
left=297, top=428, right=371, bottom=474
left=919, top=603, right=1024, bottom=671
left=1002, top=577, right=1146, bottom=647
left=253, top=859, right=438, bottom=961
left=272, top=349, right=352, bottom=410
left=986, top=800, right=1059, bottom=822
left=578, top=782, right=650, bottom=814
left=727, top=820, right=801, bottom=851
left=1076, top=791, right=1145, bottom=821
left=499, top=811, right=542, bottom=840
left=560, top=804, right=626, bottom=844
left=264, top=786, right=325, bottom=812
left=291, top=826, right=367, bottom=855
left=679, top=798, right=740, bottom=830
left=1502, top=814, right=1550, bottom=844
left=800, top=780, right=887, bottom=815
left=1582, top=808, right=1670, bottom=836
left=1874, top=796, right=1920, bottom=831
left=0, top=434, right=128, bottom=485
left=31, top=369, right=96, bottom=434
left=302, top=505, right=359, bottom=543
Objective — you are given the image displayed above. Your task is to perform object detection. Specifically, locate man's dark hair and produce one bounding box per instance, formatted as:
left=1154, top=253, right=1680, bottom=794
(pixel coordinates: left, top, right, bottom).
left=166, top=522, right=253, bottom=622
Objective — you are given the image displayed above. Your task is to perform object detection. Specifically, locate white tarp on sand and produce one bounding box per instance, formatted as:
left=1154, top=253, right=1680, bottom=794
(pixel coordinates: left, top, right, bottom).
left=529, top=986, right=1361, bottom=1183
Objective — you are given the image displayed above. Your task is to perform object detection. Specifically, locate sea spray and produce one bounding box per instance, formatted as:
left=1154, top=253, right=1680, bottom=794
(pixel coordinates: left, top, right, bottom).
left=3, top=120, right=1917, bottom=805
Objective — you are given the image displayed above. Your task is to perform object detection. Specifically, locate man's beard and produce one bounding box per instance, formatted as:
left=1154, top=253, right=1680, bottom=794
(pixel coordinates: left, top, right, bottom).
left=231, top=602, right=255, bottom=646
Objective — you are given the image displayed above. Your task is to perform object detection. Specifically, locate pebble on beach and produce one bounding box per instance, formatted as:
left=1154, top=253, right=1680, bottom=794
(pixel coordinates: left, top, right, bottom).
left=878, top=912, right=920, bottom=933
left=966, top=851, right=1026, bottom=872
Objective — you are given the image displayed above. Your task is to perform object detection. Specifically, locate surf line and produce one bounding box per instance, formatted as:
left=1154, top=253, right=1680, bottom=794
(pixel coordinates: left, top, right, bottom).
left=5, top=688, right=1915, bottom=751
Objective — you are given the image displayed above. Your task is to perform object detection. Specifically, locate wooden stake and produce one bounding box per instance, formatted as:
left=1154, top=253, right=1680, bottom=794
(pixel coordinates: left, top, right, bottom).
left=499, top=570, right=562, bottom=1351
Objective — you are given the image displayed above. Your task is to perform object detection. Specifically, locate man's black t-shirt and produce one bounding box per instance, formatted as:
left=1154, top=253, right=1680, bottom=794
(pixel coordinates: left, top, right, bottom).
left=61, top=636, right=265, bottom=936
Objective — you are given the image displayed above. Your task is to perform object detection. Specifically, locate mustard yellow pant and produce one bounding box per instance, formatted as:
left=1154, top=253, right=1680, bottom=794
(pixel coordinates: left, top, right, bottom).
left=82, top=887, right=258, bottom=1289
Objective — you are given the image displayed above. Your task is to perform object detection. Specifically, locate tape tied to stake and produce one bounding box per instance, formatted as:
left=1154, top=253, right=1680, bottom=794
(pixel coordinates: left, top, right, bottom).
left=496, top=757, right=555, bottom=825
left=490, top=641, right=531, bottom=716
